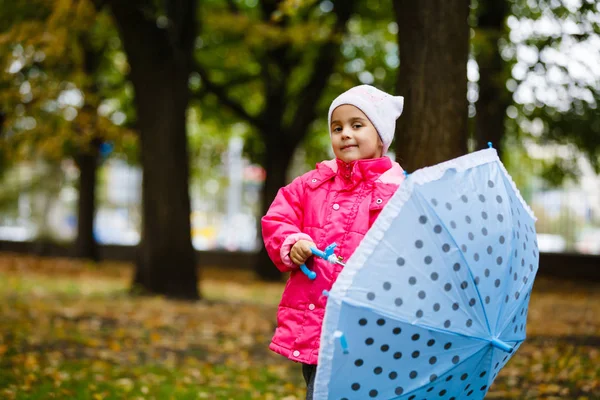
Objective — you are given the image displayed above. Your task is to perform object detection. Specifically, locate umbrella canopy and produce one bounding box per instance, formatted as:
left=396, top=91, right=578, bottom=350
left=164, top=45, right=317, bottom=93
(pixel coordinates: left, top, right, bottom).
left=314, top=148, right=539, bottom=400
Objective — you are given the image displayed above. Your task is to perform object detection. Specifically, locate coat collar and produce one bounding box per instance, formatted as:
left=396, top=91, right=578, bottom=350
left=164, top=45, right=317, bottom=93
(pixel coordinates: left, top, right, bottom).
left=313, top=157, right=405, bottom=187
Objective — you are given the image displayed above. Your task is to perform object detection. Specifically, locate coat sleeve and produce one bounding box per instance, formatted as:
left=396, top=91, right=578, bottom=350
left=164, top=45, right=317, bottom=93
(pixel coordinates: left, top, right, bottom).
left=261, top=176, right=314, bottom=272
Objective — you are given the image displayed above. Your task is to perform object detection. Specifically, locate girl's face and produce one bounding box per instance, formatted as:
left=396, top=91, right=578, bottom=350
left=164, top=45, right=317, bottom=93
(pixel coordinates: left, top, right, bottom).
left=330, top=105, right=383, bottom=163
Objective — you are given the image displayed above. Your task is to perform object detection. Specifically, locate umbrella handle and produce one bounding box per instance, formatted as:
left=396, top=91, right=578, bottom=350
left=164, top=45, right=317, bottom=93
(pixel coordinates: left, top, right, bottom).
left=299, top=246, right=321, bottom=280
left=299, top=243, right=343, bottom=280
left=300, top=263, right=317, bottom=280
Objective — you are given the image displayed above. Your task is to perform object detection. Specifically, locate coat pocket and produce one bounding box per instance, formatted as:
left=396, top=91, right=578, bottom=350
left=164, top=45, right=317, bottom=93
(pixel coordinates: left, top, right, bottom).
left=368, top=184, right=396, bottom=226
left=274, top=305, right=304, bottom=346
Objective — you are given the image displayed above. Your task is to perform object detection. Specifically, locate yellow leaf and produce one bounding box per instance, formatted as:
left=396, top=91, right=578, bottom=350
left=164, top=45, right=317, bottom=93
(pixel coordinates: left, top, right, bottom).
left=538, top=383, right=563, bottom=394
left=150, top=332, right=161, bottom=343
left=115, top=378, right=134, bottom=392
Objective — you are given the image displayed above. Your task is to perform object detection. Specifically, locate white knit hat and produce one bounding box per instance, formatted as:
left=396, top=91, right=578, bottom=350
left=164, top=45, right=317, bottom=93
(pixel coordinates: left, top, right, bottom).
left=328, top=85, right=404, bottom=154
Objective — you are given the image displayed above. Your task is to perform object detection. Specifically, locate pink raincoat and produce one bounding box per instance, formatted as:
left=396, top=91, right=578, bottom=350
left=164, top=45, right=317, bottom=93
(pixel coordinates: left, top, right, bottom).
left=261, top=156, right=405, bottom=365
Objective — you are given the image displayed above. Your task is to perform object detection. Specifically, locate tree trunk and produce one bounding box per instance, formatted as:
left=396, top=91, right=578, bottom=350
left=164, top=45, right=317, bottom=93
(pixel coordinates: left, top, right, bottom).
left=73, top=151, right=99, bottom=261
left=132, top=75, right=198, bottom=299
left=71, top=34, right=103, bottom=262
left=255, top=140, right=295, bottom=281
left=109, top=1, right=199, bottom=300
left=475, top=0, right=510, bottom=160
left=393, top=0, right=470, bottom=171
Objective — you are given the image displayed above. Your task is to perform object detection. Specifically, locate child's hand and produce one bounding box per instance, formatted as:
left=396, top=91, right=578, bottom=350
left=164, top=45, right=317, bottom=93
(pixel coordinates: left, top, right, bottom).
left=290, top=240, right=316, bottom=266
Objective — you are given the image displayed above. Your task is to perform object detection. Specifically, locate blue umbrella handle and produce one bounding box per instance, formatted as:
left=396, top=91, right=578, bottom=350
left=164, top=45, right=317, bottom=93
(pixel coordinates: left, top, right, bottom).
left=300, top=263, right=317, bottom=280
left=299, top=243, right=341, bottom=280
left=312, top=242, right=338, bottom=261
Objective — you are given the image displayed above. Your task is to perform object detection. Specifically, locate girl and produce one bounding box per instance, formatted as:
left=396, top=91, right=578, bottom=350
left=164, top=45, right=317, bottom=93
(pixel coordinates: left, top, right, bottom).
left=261, top=85, right=406, bottom=399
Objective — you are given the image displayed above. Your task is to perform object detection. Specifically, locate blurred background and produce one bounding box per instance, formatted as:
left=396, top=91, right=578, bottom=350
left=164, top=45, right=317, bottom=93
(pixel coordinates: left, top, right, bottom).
left=1, top=1, right=599, bottom=399
left=0, top=0, right=599, bottom=290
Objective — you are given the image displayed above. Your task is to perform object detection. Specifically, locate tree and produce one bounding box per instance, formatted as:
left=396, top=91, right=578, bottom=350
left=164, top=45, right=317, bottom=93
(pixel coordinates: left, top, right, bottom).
left=504, top=0, right=600, bottom=181
left=72, top=32, right=110, bottom=261
left=92, top=0, right=200, bottom=298
left=472, top=0, right=511, bottom=160
left=393, top=0, right=471, bottom=171
left=0, top=0, right=133, bottom=257
left=195, top=0, right=357, bottom=280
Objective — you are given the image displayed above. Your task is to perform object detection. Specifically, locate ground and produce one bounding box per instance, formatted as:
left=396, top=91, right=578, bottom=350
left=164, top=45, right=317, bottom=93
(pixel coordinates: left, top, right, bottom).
left=0, top=254, right=598, bottom=399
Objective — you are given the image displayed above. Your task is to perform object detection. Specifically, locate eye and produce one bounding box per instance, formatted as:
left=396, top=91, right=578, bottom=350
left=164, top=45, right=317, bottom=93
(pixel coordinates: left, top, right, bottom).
left=353, top=123, right=362, bottom=129
left=332, top=126, right=342, bottom=133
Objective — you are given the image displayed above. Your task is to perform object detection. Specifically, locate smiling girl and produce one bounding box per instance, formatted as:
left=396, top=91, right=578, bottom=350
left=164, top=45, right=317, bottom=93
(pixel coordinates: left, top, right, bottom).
left=261, top=85, right=406, bottom=399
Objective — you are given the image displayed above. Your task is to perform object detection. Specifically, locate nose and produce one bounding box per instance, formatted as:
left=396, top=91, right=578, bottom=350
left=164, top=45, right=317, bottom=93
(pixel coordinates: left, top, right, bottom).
left=341, top=127, right=352, bottom=139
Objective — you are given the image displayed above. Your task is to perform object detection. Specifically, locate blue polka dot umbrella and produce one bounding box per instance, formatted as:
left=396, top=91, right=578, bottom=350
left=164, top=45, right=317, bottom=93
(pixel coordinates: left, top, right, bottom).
left=314, top=148, right=539, bottom=400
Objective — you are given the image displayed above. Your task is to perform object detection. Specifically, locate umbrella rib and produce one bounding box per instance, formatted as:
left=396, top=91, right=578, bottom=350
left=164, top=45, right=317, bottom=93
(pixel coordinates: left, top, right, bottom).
left=413, top=189, right=493, bottom=335
left=495, top=301, right=528, bottom=342
left=486, top=346, right=495, bottom=393
left=379, top=236, right=485, bottom=332
left=492, top=172, right=519, bottom=334
left=388, top=345, right=490, bottom=400
left=331, top=295, right=493, bottom=345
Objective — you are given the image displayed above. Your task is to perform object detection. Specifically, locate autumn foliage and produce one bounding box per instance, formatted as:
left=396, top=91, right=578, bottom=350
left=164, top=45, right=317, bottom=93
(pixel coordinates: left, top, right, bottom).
left=1, top=255, right=599, bottom=399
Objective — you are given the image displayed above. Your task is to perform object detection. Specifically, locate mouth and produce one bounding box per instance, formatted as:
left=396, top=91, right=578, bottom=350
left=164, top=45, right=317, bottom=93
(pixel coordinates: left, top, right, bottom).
left=340, top=145, right=358, bottom=151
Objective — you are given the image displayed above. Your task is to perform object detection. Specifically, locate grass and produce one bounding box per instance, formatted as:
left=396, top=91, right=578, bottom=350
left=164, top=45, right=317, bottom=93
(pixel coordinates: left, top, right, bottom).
left=0, top=254, right=599, bottom=399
